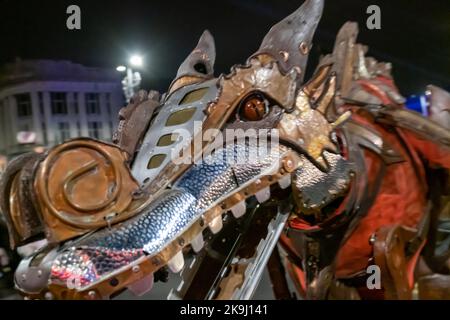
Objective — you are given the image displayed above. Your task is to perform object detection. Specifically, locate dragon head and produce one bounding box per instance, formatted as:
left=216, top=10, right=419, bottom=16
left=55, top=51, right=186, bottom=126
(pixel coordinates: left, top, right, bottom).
left=1, top=0, right=355, bottom=299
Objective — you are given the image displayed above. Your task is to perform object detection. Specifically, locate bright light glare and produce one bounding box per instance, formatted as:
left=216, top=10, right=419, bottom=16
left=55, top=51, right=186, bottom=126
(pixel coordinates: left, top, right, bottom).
left=129, top=55, right=143, bottom=67
left=116, top=65, right=126, bottom=72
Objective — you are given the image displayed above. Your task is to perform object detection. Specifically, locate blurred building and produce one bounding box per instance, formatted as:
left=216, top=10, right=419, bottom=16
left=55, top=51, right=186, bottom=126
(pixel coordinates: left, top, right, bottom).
left=0, top=59, right=124, bottom=160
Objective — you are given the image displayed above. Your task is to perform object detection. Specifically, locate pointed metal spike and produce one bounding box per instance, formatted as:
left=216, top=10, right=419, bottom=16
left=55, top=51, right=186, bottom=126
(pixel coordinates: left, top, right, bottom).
left=127, top=273, right=154, bottom=296
left=168, top=251, right=185, bottom=273
left=315, top=156, right=328, bottom=171
left=330, top=22, right=359, bottom=96
left=191, top=233, right=204, bottom=253
left=254, top=0, right=324, bottom=81
left=175, top=30, right=216, bottom=80
left=255, top=187, right=271, bottom=203
left=304, top=64, right=331, bottom=97
left=331, top=110, right=352, bottom=129
left=230, top=201, right=246, bottom=218
left=278, top=175, right=292, bottom=190
left=209, top=215, right=223, bottom=234
left=324, top=140, right=339, bottom=154
left=316, top=75, right=336, bottom=114
left=355, top=44, right=371, bottom=80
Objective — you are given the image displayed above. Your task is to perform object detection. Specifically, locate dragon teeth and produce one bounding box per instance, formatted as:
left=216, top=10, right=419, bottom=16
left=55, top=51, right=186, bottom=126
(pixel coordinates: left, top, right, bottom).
left=278, top=175, right=291, bottom=189
left=191, top=233, right=204, bottom=253
left=209, top=215, right=223, bottom=234
left=230, top=201, right=246, bottom=218
left=255, top=187, right=271, bottom=203
left=168, top=251, right=185, bottom=273
left=127, top=273, right=154, bottom=296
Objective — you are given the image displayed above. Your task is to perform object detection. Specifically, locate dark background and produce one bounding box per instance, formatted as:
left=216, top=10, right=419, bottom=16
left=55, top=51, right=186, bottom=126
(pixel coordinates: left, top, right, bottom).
left=0, top=0, right=449, bottom=95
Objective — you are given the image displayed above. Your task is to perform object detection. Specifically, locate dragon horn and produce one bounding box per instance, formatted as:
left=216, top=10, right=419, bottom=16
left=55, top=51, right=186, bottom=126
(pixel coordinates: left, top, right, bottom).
left=254, top=0, right=324, bottom=82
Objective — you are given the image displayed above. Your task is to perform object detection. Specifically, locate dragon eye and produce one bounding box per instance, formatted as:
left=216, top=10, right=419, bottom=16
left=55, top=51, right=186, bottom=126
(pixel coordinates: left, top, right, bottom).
left=239, top=94, right=269, bottom=121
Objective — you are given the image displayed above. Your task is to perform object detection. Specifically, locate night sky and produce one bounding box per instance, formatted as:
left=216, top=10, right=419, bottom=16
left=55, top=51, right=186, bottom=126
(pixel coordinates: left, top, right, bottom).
left=0, top=0, right=449, bottom=95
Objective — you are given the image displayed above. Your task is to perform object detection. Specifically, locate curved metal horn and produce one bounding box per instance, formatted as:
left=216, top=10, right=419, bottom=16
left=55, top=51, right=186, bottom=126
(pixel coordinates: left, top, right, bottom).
left=175, top=30, right=216, bottom=80
left=254, top=0, right=324, bottom=81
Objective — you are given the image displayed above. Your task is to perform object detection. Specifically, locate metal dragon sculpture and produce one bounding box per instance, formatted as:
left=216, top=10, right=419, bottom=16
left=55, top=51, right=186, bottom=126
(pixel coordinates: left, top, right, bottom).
left=1, top=0, right=450, bottom=300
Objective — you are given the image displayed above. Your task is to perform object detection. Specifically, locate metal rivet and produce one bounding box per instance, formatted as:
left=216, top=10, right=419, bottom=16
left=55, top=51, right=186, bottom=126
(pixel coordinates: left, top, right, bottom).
left=283, top=159, right=295, bottom=172
left=369, top=234, right=377, bottom=245
left=386, top=149, right=395, bottom=155
left=152, top=257, right=161, bottom=266
left=279, top=51, right=289, bottom=62
left=299, top=42, right=309, bottom=55
left=44, top=292, right=53, bottom=300
left=109, top=278, right=119, bottom=287
left=132, top=265, right=140, bottom=273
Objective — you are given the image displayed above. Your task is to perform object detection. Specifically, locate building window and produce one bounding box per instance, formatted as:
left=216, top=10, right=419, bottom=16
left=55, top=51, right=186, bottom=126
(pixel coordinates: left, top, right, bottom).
left=15, top=93, right=32, bottom=117
left=76, top=122, right=82, bottom=136
left=38, top=92, right=45, bottom=116
left=109, top=121, right=114, bottom=136
left=73, top=92, right=79, bottom=114
left=50, top=92, right=68, bottom=115
left=106, top=93, right=111, bottom=115
left=86, top=93, right=100, bottom=114
left=88, top=121, right=102, bottom=139
left=19, top=123, right=31, bottom=132
left=41, top=122, right=48, bottom=145
left=57, top=122, right=70, bottom=142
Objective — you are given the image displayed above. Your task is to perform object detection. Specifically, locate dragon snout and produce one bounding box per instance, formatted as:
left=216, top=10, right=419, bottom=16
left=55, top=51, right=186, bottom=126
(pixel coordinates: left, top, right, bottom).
left=13, top=142, right=301, bottom=299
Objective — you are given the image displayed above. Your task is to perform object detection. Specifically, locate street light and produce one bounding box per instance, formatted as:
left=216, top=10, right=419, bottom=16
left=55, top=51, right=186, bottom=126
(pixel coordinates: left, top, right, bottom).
left=129, top=55, right=143, bottom=67
left=116, top=55, right=143, bottom=103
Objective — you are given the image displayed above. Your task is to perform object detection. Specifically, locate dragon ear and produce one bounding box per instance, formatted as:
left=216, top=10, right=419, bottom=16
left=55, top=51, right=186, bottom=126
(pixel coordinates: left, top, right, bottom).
left=168, top=30, right=216, bottom=94
left=253, top=0, right=324, bottom=82
left=176, top=30, right=216, bottom=79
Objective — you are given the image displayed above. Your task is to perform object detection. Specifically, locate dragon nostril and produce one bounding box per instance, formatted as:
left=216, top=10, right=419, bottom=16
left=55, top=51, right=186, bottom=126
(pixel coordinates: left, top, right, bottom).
left=109, top=278, right=119, bottom=287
